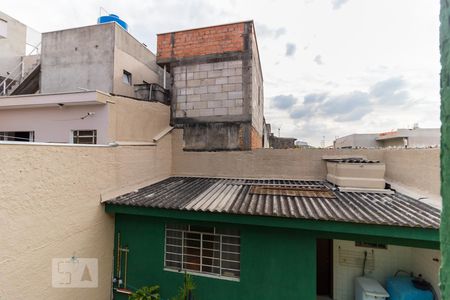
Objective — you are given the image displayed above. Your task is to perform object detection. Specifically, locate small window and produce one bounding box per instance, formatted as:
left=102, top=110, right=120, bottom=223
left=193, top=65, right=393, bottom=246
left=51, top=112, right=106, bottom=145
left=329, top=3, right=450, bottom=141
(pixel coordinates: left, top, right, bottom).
left=0, top=131, right=34, bottom=142
left=72, top=130, right=97, bottom=144
left=355, top=241, right=387, bottom=249
left=0, top=19, right=7, bottom=39
left=165, top=224, right=240, bottom=280
left=258, top=86, right=261, bottom=105
left=122, top=70, right=132, bottom=85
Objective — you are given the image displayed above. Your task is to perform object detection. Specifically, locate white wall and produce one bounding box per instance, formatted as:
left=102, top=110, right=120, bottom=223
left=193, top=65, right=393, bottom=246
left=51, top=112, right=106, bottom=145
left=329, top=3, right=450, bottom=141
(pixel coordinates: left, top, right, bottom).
left=0, top=105, right=110, bottom=144
left=333, top=240, right=440, bottom=300
left=0, top=11, right=27, bottom=78
left=412, top=248, right=441, bottom=298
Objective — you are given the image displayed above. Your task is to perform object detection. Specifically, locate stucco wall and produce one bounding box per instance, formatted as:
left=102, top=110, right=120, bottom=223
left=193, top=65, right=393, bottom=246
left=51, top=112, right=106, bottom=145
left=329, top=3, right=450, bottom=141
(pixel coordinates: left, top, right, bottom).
left=109, top=96, right=170, bottom=142
left=172, top=129, right=440, bottom=195
left=384, top=148, right=440, bottom=195
left=0, top=136, right=172, bottom=299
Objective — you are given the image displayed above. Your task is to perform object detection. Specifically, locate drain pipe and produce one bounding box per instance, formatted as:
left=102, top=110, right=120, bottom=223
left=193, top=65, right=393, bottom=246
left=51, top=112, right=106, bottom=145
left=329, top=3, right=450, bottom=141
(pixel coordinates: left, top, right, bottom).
left=362, top=251, right=368, bottom=276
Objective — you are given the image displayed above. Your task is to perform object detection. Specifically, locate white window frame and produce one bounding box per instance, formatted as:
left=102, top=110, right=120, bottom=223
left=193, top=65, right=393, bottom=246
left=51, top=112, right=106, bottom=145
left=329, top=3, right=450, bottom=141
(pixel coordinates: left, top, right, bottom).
left=71, top=129, right=97, bottom=144
left=164, top=224, right=240, bottom=281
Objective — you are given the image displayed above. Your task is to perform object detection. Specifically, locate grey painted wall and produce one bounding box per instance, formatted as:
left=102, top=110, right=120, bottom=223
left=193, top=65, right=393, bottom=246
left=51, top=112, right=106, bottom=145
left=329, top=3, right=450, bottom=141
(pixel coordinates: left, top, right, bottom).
left=40, top=23, right=115, bottom=94
left=40, top=23, right=164, bottom=97
left=0, top=11, right=27, bottom=78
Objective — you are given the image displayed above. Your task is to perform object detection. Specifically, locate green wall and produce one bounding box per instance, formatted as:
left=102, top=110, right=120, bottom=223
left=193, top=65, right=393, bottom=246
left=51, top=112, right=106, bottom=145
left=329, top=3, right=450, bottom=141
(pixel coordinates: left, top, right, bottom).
left=441, top=1, right=450, bottom=299
left=113, top=214, right=316, bottom=300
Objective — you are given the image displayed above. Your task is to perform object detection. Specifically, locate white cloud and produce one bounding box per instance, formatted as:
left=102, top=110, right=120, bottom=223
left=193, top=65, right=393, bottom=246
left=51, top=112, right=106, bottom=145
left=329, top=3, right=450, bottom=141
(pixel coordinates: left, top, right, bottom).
left=332, top=0, right=350, bottom=10
left=0, top=0, right=440, bottom=146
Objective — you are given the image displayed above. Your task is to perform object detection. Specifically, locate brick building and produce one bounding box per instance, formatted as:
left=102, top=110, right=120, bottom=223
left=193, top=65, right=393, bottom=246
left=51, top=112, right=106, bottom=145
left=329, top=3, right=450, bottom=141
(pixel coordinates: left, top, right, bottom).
left=157, top=21, right=265, bottom=151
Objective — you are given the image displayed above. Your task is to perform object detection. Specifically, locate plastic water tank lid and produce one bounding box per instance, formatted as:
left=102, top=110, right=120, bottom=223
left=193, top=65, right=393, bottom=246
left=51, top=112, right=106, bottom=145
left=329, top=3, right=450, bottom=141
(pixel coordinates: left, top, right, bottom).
left=356, top=277, right=390, bottom=297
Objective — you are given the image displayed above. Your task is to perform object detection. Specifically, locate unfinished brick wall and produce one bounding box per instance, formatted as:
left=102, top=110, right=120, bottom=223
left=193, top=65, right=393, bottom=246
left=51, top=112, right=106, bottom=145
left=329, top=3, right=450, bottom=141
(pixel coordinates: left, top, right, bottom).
left=157, top=22, right=245, bottom=61
left=156, top=21, right=264, bottom=151
left=251, top=126, right=262, bottom=149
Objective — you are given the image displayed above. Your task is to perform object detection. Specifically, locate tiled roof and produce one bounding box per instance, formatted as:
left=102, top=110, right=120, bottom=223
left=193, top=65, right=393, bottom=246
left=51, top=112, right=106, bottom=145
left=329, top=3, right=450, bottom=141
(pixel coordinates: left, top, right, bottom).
left=105, top=177, right=440, bottom=229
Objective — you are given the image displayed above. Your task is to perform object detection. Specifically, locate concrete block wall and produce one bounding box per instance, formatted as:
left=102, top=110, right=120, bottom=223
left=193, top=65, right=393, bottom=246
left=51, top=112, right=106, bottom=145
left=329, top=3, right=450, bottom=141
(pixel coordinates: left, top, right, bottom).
left=173, top=60, right=244, bottom=118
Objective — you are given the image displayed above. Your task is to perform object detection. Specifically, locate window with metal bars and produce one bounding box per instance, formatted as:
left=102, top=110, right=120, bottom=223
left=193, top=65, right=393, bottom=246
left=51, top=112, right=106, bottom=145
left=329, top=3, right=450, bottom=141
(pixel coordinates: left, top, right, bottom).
left=72, top=130, right=97, bottom=144
left=165, top=224, right=240, bottom=280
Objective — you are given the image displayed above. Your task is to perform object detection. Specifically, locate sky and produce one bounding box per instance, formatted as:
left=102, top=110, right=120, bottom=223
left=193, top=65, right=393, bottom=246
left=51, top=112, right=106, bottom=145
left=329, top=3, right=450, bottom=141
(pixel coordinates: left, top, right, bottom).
left=1, top=0, right=441, bottom=146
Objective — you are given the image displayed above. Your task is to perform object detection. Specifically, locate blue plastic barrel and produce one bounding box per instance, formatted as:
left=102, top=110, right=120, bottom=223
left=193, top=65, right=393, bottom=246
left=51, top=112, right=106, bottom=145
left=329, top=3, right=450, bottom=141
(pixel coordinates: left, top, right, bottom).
left=386, top=276, right=433, bottom=300
left=97, top=14, right=128, bottom=31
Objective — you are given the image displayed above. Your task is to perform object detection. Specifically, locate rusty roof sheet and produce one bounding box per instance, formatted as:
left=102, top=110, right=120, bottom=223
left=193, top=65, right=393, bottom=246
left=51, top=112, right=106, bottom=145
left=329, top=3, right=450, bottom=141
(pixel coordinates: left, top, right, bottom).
left=105, top=177, right=440, bottom=229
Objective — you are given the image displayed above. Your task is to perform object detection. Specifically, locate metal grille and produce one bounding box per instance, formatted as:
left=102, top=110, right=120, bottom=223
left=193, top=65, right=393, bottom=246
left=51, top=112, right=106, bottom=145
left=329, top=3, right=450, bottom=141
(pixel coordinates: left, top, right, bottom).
left=72, top=130, right=97, bottom=144
left=165, top=224, right=240, bottom=279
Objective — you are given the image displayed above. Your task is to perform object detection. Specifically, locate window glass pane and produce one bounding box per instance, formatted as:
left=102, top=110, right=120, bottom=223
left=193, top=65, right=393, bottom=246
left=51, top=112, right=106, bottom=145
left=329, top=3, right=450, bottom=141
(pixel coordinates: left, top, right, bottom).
left=122, top=70, right=132, bottom=85
left=72, top=130, right=97, bottom=144
left=216, top=228, right=239, bottom=235
left=190, top=225, right=214, bottom=233
left=0, top=131, right=33, bottom=142
left=222, top=251, right=240, bottom=262
left=167, top=224, right=188, bottom=230
left=222, top=243, right=240, bottom=253
left=166, top=260, right=181, bottom=269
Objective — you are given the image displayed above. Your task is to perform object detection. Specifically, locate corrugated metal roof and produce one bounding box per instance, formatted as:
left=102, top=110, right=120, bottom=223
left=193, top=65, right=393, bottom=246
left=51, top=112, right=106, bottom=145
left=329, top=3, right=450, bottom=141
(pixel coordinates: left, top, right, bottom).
left=106, top=177, right=440, bottom=229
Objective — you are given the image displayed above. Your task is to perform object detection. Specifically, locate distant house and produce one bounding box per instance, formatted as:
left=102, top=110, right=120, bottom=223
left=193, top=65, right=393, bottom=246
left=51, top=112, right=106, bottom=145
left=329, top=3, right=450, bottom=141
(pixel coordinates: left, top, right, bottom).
left=269, top=134, right=297, bottom=149
left=334, top=127, right=440, bottom=149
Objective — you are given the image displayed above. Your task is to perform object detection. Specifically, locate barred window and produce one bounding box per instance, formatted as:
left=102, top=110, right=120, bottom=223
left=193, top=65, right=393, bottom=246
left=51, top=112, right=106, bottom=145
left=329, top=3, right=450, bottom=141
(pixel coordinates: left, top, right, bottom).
left=72, top=130, right=97, bottom=144
left=165, top=224, right=240, bottom=280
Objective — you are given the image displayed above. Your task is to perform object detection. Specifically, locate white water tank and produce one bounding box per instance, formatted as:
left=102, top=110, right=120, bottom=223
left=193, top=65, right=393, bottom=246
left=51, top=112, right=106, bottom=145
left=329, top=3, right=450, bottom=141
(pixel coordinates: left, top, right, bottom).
left=355, top=277, right=390, bottom=300
left=323, top=156, right=386, bottom=189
